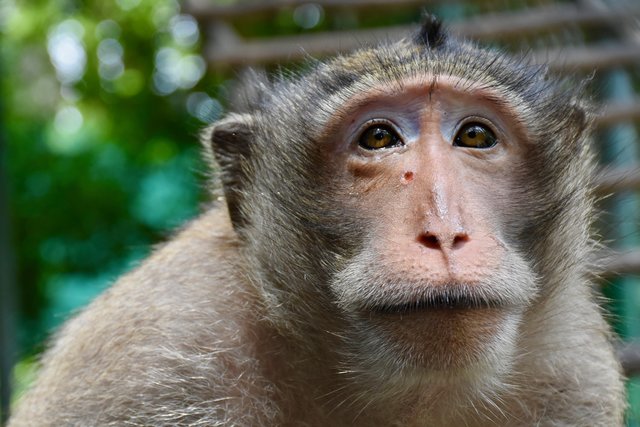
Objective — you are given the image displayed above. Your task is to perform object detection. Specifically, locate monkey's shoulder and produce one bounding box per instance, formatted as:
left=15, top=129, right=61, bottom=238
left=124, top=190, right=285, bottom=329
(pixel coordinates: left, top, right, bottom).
left=10, top=207, right=268, bottom=426
left=82, top=206, right=246, bottom=326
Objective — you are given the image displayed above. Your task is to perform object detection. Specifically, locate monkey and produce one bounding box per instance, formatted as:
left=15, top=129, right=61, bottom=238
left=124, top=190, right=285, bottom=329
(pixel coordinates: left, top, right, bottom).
left=9, top=16, right=625, bottom=427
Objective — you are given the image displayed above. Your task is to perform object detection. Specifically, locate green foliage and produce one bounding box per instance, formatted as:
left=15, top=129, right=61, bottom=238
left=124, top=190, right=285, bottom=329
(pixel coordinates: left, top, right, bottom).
left=1, top=0, right=219, bottom=355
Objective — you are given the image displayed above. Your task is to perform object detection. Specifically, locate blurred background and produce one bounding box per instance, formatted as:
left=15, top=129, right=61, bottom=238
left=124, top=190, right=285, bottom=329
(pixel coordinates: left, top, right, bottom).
left=2, top=0, right=640, bottom=424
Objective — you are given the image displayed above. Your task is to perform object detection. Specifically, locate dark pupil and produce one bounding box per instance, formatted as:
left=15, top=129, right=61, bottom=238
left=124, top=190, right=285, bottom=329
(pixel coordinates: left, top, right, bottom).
left=467, top=129, right=477, bottom=138
left=374, top=129, right=386, bottom=140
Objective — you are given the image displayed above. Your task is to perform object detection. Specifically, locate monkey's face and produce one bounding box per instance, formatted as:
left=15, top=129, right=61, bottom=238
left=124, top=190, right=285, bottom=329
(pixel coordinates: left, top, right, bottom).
left=322, top=76, right=539, bottom=380
left=209, top=36, right=592, bottom=385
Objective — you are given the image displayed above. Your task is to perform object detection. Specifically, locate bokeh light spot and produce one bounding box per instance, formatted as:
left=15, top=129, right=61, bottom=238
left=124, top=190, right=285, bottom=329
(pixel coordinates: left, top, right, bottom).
left=47, top=19, right=87, bottom=84
left=170, top=14, right=199, bottom=47
left=186, top=92, right=223, bottom=123
left=293, top=4, right=324, bottom=29
left=54, top=106, right=83, bottom=135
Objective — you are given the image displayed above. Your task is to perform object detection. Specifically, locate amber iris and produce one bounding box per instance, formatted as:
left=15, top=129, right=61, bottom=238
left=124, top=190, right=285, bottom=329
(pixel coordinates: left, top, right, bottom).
left=454, top=123, right=498, bottom=149
left=359, top=126, right=401, bottom=150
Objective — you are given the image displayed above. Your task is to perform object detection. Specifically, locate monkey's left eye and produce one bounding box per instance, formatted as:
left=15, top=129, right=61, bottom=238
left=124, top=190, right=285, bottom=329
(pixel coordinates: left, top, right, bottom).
left=358, top=125, right=402, bottom=150
left=453, top=123, right=498, bottom=149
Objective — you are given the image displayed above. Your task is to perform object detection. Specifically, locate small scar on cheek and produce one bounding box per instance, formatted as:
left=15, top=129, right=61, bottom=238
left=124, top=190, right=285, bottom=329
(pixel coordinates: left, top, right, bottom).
left=401, top=171, right=414, bottom=184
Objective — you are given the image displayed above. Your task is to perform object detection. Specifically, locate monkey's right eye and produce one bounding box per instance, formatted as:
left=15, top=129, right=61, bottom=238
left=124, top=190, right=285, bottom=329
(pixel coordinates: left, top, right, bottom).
left=358, top=126, right=402, bottom=150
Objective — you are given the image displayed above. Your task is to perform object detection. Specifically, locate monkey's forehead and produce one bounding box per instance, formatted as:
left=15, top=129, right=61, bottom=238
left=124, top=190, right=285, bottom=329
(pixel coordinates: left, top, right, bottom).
left=299, top=39, right=531, bottom=95
left=250, top=37, right=585, bottom=138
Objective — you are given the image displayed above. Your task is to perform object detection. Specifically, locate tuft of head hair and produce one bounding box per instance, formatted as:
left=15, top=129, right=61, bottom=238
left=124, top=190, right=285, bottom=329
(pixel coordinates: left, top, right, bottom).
left=414, top=13, right=446, bottom=49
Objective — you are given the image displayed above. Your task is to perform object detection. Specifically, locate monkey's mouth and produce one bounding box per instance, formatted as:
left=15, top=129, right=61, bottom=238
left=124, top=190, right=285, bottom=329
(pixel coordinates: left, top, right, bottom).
left=369, top=293, right=502, bottom=315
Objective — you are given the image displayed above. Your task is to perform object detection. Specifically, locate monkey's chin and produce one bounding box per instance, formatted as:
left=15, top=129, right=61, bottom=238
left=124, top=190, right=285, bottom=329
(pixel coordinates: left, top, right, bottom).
left=354, top=304, right=522, bottom=384
left=332, top=253, right=536, bottom=381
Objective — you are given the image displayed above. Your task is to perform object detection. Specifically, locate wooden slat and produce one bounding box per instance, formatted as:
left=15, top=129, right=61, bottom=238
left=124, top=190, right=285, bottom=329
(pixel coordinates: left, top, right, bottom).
left=596, top=166, right=640, bottom=194
left=457, top=3, right=640, bottom=41
left=596, top=102, right=640, bottom=128
left=204, top=23, right=410, bottom=66
left=539, top=44, right=640, bottom=72
left=617, top=343, right=640, bottom=377
left=598, top=249, right=640, bottom=277
left=186, top=0, right=430, bottom=20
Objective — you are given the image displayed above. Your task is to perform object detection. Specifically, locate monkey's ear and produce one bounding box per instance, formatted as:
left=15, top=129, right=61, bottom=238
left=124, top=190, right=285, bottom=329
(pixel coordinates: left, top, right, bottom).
left=204, top=113, right=254, bottom=229
left=414, top=13, right=446, bottom=49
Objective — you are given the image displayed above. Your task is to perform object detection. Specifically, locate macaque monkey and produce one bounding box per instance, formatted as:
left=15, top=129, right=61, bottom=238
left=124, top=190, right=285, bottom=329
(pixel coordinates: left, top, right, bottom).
left=10, top=16, right=625, bottom=426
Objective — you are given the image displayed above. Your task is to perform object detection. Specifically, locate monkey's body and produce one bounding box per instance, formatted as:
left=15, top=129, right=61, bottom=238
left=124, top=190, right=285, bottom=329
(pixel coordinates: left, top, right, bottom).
left=10, top=18, right=624, bottom=426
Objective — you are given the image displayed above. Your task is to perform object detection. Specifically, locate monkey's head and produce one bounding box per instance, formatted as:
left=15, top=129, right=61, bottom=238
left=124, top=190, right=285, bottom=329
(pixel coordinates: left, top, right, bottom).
left=206, top=16, right=594, bottom=386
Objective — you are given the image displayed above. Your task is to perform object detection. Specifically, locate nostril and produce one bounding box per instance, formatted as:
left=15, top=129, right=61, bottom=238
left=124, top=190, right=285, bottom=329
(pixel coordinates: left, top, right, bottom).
left=418, top=233, right=440, bottom=250
left=418, top=232, right=469, bottom=250
left=452, top=233, right=470, bottom=249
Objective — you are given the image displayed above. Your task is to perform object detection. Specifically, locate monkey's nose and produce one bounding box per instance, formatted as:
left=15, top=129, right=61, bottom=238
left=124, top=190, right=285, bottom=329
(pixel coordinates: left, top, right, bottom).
left=417, top=231, right=470, bottom=251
